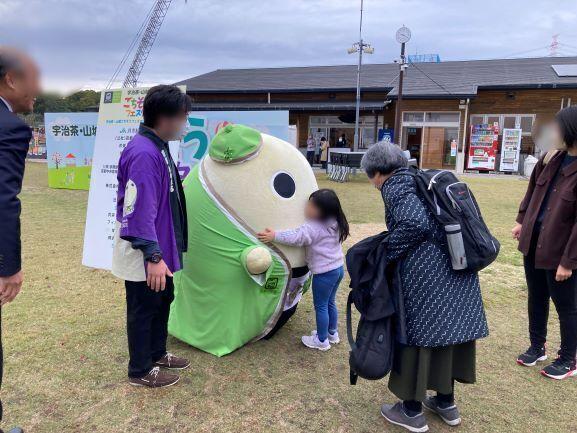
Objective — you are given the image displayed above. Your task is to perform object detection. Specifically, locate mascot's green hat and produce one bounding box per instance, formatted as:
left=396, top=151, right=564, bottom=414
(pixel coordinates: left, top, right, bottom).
left=209, top=124, right=263, bottom=164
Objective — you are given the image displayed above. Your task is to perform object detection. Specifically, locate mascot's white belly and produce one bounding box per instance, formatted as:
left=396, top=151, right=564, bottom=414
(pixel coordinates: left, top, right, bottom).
left=203, top=133, right=317, bottom=267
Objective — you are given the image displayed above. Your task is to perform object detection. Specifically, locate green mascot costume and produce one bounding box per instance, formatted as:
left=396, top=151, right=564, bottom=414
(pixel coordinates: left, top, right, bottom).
left=168, top=124, right=318, bottom=356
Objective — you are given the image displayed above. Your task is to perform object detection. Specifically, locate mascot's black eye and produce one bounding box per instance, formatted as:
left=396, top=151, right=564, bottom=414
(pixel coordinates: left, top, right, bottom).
left=272, top=172, right=296, bottom=199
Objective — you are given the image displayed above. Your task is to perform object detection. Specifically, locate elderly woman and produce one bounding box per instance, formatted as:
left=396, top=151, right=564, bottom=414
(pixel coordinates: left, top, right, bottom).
left=360, top=142, right=489, bottom=433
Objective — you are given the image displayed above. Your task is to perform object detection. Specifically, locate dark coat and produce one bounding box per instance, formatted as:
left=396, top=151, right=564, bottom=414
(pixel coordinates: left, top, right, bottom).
left=382, top=169, right=489, bottom=347
left=516, top=151, right=577, bottom=270
left=0, top=99, right=31, bottom=277
left=346, top=231, right=407, bottom=344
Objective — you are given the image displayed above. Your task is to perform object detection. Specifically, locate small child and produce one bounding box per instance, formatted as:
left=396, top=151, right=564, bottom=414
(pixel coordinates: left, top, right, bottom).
left=257, top=189, right=349, bottom=351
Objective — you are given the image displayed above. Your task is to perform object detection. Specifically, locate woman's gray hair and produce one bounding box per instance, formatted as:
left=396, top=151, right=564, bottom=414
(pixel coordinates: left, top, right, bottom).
left=361, top=141, right=408, bottom=178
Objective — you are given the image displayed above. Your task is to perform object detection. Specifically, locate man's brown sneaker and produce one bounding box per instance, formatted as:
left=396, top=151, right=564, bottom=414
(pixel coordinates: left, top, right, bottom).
left=128, top=367, right=180, bottom=388
left=154, top=352, right=191, bottom=370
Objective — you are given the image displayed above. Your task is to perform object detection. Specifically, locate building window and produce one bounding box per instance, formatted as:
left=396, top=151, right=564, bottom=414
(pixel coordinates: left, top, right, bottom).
left=425, top=112, right=460, bottom=123
left=308, top=115, right=384, bottom=149
left=403, top=112, right=424, bottom=123
left=519, top=115, right=534, bottom=134
left=502, top=115, right=516, bottom=129
left=470, top=115, right=484, bottom=126
left=470, top=114, right=535, bottom=136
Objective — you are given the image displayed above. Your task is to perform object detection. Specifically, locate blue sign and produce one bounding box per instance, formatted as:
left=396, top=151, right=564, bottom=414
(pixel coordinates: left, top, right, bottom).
left=378, top=128, right=394, bottom=143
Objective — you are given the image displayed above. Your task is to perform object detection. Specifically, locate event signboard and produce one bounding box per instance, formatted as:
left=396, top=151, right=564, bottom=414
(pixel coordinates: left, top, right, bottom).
left=45, top=112, right=98, bottom=189
left=82, top=87, right=149, bottom=270
left=82, top=87, right=289, bottom=270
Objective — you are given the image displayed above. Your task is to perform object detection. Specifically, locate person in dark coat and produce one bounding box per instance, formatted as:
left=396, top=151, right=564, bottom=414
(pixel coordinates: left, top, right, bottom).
left=0, top=46, right=41, bottom=433
left=513, top=105, right=577, bottom=380
left=360, top=142, right=489, bottom=433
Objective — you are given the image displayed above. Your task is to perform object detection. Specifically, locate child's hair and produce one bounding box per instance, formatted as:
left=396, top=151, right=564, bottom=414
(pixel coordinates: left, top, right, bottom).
left=309, top=189, right=349, bottom=243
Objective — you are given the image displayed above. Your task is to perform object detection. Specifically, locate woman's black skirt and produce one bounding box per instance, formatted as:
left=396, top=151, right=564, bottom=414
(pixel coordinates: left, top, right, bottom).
left=388, top=340, right=477, bottom=402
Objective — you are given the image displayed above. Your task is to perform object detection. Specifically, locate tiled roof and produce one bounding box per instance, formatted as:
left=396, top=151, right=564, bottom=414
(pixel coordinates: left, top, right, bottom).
left=175, top=56, right=577, bottom=98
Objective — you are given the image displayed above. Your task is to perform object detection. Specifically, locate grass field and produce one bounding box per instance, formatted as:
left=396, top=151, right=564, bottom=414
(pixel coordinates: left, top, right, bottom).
left=2, top=163, right=576, bottom=433
left=47, top=165, right=91, bottom=190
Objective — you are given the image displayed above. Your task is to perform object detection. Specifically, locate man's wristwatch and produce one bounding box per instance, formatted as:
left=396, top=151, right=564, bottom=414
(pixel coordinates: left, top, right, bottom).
left=147, top=252, right=162, bottom=264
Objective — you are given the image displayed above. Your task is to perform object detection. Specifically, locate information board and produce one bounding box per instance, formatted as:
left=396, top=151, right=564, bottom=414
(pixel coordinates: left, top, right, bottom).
left=45, top=112, right=98, bottom=190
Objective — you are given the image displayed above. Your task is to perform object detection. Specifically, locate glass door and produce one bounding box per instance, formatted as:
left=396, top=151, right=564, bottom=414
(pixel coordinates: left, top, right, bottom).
left=402, top=126, right=423, bottom=166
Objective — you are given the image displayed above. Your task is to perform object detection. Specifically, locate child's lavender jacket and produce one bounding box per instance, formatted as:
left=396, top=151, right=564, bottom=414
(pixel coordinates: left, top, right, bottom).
left=274, top=219, right=344, bottom=275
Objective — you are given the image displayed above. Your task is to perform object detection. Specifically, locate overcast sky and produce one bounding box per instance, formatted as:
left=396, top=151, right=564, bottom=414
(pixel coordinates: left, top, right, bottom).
left=1, top=0, right=576, bottom=93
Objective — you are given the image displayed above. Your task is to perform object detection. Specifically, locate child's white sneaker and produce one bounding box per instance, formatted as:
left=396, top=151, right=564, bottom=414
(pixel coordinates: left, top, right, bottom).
left=312, top=330, right=340, bottom=344
left=301, top=334, right=331, bottom=351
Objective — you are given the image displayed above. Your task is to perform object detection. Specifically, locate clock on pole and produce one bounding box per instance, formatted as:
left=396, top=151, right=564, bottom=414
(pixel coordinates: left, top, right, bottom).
left=396, top=25, right=412, bottom=44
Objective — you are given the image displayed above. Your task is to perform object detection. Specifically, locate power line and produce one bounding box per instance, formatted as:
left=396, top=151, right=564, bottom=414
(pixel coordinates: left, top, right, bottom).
left=407, top=59, right=454, bottom=95
left=502, top=45, right=551, bottom=59
left=558, top=42, right=577, bottom=53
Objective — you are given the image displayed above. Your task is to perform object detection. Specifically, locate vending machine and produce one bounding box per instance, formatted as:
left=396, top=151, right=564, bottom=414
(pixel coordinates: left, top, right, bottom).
left=499, top=128, right=522, bottom=172
left=467, top=123, right=499, bottom=171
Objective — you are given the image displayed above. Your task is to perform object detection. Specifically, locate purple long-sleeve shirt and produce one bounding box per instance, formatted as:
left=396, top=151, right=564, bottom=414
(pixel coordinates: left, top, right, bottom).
left=115, top=131, right=182, bottom=274
left=274, top=219, right=344, bottom=274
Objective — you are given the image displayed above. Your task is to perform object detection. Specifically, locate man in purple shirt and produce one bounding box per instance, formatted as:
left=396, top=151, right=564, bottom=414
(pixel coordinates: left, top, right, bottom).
left=112, top=85, right=191, bottom=388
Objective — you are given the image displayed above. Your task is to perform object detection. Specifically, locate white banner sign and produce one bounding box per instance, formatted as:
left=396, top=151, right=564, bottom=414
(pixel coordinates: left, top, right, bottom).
left=82, top=88, right=289, bottom=270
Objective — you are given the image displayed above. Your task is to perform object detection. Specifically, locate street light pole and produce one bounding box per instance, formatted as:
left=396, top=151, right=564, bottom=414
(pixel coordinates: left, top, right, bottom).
left=354, top=38, right=363, bottom=152
left=348, top=0, right=373, bottom=152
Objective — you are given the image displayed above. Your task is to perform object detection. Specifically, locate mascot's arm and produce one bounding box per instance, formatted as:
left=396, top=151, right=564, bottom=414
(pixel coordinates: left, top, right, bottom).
left=241, top=245, right=273, bottom=286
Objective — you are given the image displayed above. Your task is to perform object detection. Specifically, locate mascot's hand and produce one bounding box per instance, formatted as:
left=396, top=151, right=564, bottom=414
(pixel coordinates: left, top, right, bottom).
left=244, top=246, right=273, bottom=275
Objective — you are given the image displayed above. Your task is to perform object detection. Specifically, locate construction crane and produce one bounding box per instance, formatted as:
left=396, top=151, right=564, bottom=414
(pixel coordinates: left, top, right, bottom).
left=123, top=0, right=173, bottom=87
left=107, top=0, right=185, bottom=89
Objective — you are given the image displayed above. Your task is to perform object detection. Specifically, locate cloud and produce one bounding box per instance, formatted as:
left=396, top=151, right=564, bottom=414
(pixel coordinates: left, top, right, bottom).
left=1, top=0, right=576, bottom=92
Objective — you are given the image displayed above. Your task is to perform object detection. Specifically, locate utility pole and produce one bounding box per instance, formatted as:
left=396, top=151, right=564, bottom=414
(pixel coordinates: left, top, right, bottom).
left=394, top=26, right=411, bottom=148
left=348, top=0, right=373, bottom=151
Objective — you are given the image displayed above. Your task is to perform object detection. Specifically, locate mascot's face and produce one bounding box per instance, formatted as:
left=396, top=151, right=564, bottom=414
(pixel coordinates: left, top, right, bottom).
left=202, top=133, right=318, bottom=266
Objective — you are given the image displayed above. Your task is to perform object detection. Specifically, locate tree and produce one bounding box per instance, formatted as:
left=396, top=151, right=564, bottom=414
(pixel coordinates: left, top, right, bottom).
left=52, top=152, right=62, bottom=169
left=34, top=90, right=101, bottom=115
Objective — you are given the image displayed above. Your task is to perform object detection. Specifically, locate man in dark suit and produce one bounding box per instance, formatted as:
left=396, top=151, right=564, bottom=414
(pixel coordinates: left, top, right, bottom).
left=0, top=47, right=41, bottom=433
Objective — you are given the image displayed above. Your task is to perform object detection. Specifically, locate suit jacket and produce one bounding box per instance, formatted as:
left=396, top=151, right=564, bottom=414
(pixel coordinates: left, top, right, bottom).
left=0, top=99, right=31, bottom=277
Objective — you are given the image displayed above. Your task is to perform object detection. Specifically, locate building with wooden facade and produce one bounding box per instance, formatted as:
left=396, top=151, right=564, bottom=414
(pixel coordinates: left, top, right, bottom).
left=175, top=56, right=577, bottom=171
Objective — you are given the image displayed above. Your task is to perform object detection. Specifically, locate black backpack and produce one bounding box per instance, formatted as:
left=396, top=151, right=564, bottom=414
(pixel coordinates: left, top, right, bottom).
left=410, top=168, right=500, bottom=272
left=346, top=293, right=394, bottom=384
left=345, top=232, right=398, bottom=385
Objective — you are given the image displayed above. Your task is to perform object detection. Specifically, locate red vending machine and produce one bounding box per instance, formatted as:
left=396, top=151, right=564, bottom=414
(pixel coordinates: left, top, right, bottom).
left=467, top=123, right=499, bottom=171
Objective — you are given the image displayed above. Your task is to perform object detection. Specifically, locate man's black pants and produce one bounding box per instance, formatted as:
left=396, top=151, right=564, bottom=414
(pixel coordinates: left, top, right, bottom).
left=524, top=244, right=577, bottom=364
left=125, top=277, right=174, bottom=378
